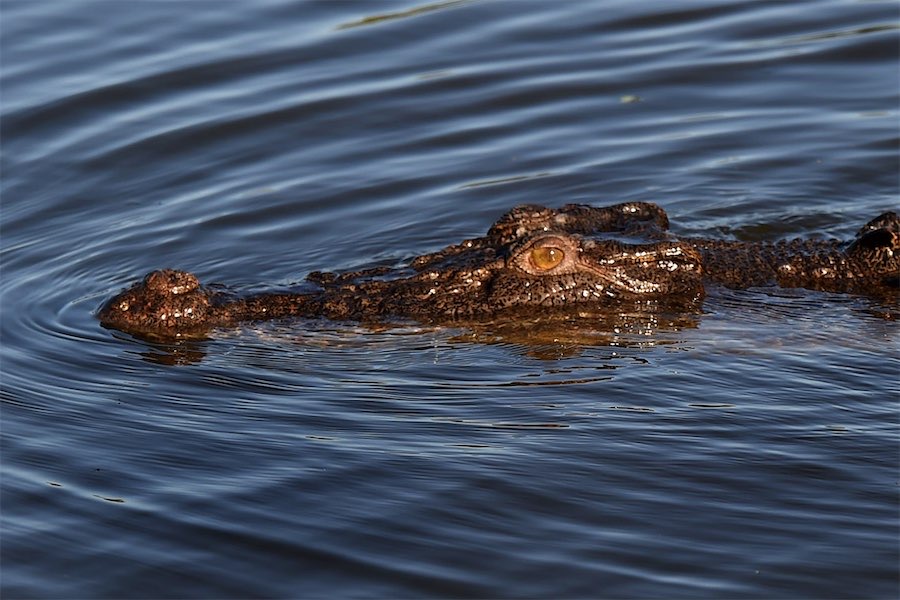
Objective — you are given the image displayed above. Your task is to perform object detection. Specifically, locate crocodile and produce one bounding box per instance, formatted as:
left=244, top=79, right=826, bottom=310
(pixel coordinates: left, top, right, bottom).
left=97, top=202, right=899, bottom=339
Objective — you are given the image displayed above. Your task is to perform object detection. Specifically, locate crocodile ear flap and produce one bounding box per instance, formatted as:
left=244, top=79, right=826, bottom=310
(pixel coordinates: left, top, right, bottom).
left=850, top=228, right=894, bottom=251
left=847, top=211, right=898, bottom=256
left=845, top=212, right=900, bottom=288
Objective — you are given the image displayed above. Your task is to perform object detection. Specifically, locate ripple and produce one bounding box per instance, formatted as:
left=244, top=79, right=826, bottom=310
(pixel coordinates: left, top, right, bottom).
left=3, top=1, right=899, bottom=598
left=336, top=0, right=469, bottom=30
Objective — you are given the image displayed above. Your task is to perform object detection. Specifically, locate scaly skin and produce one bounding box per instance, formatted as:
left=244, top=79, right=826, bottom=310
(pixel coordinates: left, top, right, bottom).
left=693, top=210, right=899, bottom=292
left=97, top=202, right=899, bottom=339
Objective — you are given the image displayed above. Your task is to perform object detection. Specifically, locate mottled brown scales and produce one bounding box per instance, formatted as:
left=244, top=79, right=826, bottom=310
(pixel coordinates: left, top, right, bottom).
left=97, top=202, right=899, bottom=339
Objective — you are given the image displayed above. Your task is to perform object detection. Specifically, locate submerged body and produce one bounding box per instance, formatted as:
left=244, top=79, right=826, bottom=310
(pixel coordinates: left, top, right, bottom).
left=98, top=202, right=899, bottom=338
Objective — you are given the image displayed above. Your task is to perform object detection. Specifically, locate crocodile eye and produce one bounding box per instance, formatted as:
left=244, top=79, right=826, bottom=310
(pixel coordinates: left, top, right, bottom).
left=530, top=246, right=565, bottom=270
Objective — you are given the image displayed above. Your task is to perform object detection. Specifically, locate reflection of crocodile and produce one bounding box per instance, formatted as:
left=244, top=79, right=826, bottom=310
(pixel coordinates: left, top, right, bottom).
left=98, top=202, right=899, bottom=339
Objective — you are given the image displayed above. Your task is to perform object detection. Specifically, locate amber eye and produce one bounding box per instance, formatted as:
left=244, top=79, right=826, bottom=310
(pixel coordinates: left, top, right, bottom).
left=530, top=246, right=565, bottom=270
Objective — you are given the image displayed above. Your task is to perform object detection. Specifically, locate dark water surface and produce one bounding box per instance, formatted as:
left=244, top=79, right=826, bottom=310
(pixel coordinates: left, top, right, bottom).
left=2, top=1, right=898, bottom=598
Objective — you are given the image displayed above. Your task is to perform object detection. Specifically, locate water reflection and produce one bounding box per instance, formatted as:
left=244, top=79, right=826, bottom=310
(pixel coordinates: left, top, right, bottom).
left=450, top=306, right=700, bottom=360
left=104, top=328, right=212, bottom=366
left=111, top=305, right=700, bottom=365
left=136, top=341, right=210, bottom=366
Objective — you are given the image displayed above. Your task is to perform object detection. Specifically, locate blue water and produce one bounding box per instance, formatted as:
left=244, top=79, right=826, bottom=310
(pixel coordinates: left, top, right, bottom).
left=2, top=1, right=898, bottom=598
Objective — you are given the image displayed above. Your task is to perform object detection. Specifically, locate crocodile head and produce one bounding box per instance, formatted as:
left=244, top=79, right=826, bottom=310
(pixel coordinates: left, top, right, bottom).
left=97, top=229, right=704, bottom=337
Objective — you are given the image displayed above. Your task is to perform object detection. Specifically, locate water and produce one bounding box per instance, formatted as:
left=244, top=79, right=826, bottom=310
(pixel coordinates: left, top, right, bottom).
left=2, top=1, right=898, bottom=598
